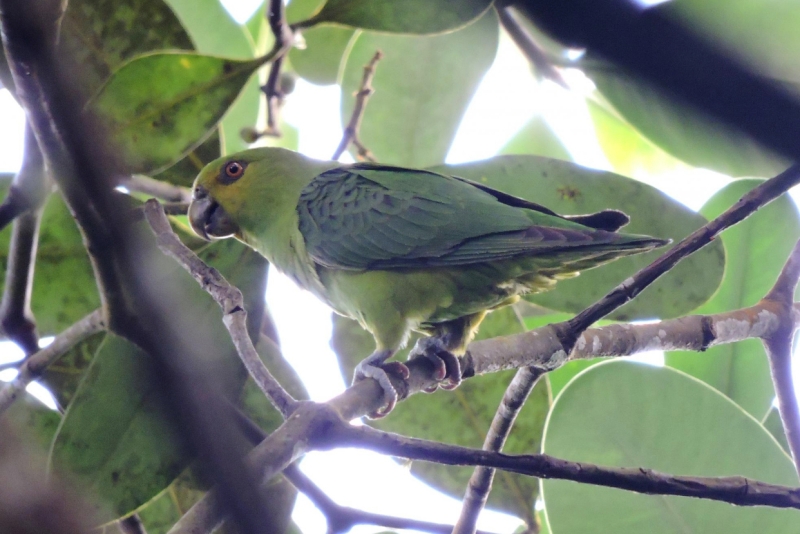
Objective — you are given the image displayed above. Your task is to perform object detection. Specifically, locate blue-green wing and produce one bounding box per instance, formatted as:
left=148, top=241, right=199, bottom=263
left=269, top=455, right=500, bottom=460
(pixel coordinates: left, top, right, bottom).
left=296, top=164, right=662, bottom=270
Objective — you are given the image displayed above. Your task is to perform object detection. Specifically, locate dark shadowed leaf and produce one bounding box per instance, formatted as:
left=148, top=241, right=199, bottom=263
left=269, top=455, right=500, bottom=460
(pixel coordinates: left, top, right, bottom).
left=300, top=0, right=493, bottom=34
left=499, top=115, right=571, bottom=161
left=429, top=155, right=725, bottom=320
left=164, top=0, right=261, bottom=156
left=666, top=180, right=800, bottom=418
left=542, top=362, right=799, bottom=533
left=340, top=10, right=499, bottom=167
left=332, top=307, right=549, bottom=523
left=586, top=63, right=788, bottom=178
left=90, top=52, right=263, bottom=173
left=41, top=333, right=106, bottom=410
left=49, top=334, right=187, bottom=522
left=151, top=131, right=222, bottom=187
left=290, top=26, right=355, bottom=86
left=59, top=0, right=193, bottom=100
left=5, top=391, right=61, bottom=450
left=0, top=187, right=99, bottom=337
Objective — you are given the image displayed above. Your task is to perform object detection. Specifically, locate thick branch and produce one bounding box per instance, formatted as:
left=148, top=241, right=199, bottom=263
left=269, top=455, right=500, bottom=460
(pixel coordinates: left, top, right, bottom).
left=332, top=51, right=382, bottom=161
left=762, top=240, right=800, bottom=475
left=143, top=200, right=297, bottom=418
left=454, top=367, right=543, bottom=533
left=0, top=309, right=104, bottom=415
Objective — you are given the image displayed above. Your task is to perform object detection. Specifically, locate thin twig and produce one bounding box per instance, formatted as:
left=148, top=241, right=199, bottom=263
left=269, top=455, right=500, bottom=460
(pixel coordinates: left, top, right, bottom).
left=551, top=164, right=800, bottom=359
left=0, top=309, right=104, bottom=415
left=497, top=7, right=568, bottom=88
left=454, top=367, right=543, bottom=533
left=342, top=424, right=800, bottom=510
left=143, top=199, right=298, bottom=418
left=120, top=175, right=191, bottom=203
left=256, top=0, right=293, bottom=138
left=762, top=239, right=800, bottom=475
left=332, top=50, right=383, bottom=161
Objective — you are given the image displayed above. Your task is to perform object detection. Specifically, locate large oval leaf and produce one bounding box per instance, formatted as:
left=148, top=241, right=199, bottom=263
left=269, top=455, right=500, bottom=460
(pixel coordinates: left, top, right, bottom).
left=587, top=63, right=788, bottom=178
left=340, top=10, right=499, bottom=167
left=289, top=26, right=356, bottom=86
left=430, top=155, right=725, bottom=320
left=49, top=334, right=187, bottom=522
left=542, top=361, right=799, bottom=533
left=332, top=307, right=550, bottom=524
left=90, top=52, right=263, bottom=173
left=59, top=0, right=193, bottom=101
left=164, top=0, right=261, bottom=156
left=300, top=0, right=493, bottom=34
left=666, top=180, right=800, bottom=418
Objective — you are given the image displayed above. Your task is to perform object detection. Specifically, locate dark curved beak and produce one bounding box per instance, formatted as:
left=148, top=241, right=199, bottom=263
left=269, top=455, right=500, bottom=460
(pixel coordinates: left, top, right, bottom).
left=188, top=185, right=239, bottom=241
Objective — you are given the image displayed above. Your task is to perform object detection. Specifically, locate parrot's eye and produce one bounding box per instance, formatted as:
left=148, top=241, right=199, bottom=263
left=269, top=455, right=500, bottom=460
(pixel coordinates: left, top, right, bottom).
left=220, top=160, right=247, bottom=184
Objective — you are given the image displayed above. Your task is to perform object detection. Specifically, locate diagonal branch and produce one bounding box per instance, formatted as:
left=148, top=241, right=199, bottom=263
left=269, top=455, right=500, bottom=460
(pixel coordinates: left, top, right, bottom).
left=762, top=239, right=800, bottom=475
left=454, top=367, right=544, bottom=533
left=550, top=163, right=800, bottom=358
left=497, top=6, right=568, bottom=88
left=332, top=50, right=382, bottom=161
left=143, top=200, right=298, bottom=418
left=0, top=309, right=104, bottom=415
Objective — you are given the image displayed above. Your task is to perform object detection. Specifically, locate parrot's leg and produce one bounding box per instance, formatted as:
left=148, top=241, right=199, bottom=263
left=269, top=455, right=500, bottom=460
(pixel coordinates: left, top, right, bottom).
left=410, top=311, right=487, bottom=392
left=354, top=349, right=410, bottom=418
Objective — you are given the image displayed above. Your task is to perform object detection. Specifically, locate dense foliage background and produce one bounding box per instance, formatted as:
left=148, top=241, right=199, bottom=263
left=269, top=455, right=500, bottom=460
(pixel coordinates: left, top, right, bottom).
left=2, top=0, right=800, bottom=533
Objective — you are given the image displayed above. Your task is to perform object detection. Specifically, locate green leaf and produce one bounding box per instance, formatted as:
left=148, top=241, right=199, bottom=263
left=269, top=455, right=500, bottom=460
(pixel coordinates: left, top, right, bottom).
left=667, top=0, right=800, bottom=83
left=5, top=391, right=61, bottom=451
left=289, top=26, right=355, bottom=86
left=0, top=189, right=100, bottom=336
left=588, top=98, right=690, bottom=178
left=340, top=10, right=499, bottom=167
left=136, top=470, right=206, bottom=534
left=499, top=116, right=571, bottom=161
left=542, top=361, right=800, bottom=533
left=332, top=307, right=550, bottom=522
left=164, top=0, right=261, bottom=156
left=587, top=63, right=788, bottom=177
left=59, top=0, right=193, bottom=101
left=49, top=334, right=188, bottom=521
left=41, top=333, right=106, bottom=409
left=301, top=0, right=493, bottom=34
left=90, top=52, right=264, bottom=173
left=666, top=180, right=800, bottom=417
left=429, top=155, right=725, bottom=320
left=151, top=131, right=222, bottom=188
left=763, top=406, right=790, bottom=455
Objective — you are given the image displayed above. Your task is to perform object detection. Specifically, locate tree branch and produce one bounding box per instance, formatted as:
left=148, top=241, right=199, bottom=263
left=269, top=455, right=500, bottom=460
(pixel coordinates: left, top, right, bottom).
left=497, top=6, right=567, bottom=88
left=340, top=424, right=800, bottom=510
left=0, top=121, right=49, bottom=232
left=762, top=239, right=800, bottom=475
left=332, top=50, right=382, bottom=161
left=143, top=199, right=298, bottom=418
left=0, top=309, right=104, bottom=415
left=454, top=367, right=543, bottom=533
left=552, top=163, right=800, bottom=357
left=120, top=175, right=191, bottom=203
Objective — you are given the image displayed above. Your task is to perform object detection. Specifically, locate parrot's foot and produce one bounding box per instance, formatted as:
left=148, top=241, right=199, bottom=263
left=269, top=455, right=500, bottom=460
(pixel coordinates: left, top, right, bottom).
left=408, top=337, right=462, bottom=393
left=353, top=349, right=409, bottom=418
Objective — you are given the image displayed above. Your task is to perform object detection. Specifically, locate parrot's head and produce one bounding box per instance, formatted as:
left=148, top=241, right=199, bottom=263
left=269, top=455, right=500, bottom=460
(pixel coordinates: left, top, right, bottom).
left=189, top=147, right=335, bottom=242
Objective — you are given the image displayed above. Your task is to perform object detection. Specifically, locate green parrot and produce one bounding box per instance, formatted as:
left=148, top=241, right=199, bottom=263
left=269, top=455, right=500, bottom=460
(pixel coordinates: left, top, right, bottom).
left=188, top=148, right=667, bottom=416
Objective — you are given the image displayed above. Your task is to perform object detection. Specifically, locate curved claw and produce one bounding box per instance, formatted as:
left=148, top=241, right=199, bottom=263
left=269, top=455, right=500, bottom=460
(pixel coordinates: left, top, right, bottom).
left=353, top=349, right=408, bottom=418
left=409, top=337, right=464, bottom=390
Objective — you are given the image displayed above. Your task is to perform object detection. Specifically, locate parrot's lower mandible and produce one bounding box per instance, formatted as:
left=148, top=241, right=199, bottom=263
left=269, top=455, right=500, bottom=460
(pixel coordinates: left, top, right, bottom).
left=188, top=148, right=668, bottom=416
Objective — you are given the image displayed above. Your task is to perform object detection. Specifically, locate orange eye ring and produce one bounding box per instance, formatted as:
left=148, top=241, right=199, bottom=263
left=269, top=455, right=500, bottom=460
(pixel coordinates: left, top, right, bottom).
left=224, top=161, right=245, bottom=179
